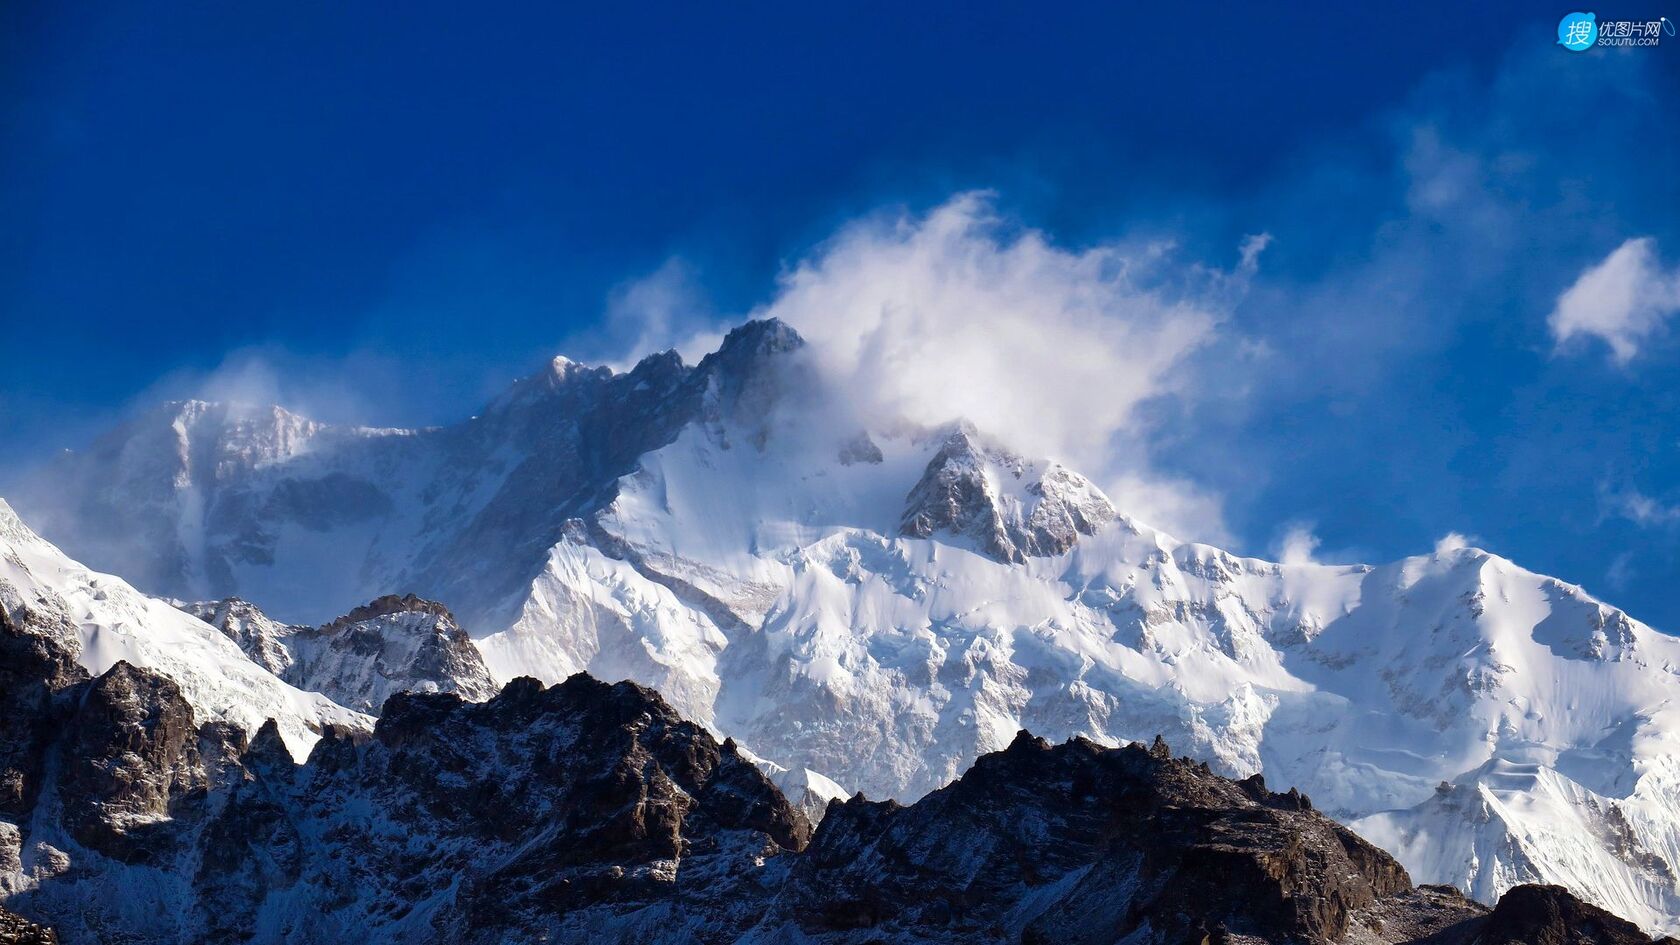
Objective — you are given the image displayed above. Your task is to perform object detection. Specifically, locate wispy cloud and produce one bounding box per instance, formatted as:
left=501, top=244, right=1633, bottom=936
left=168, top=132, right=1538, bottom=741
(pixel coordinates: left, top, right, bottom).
left=1434, top=532, right=1476, bottom=556
left=1601, top=485, right=1680, bottom=527
left=1273, top=523, right=1322, bottom=565
left=1550, top=238, right=1680, bottom=365
left=1606, top=552, right=1636, bottom=593
left=598, top=258, right=727, bottom=372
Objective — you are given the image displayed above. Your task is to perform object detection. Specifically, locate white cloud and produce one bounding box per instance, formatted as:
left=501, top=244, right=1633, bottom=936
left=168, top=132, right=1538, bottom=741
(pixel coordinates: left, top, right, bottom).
left=1549, top=238, right=1680, bottom=365
left=192, top=354, right=288, bottom=410
left=1104, top=473, right=1233, bottom=547
left=1273, top=523, right=1322, bottom=565
left=750, top=192, right=1258, bottom=543
left=1434, top=531, right=1476, bottom=555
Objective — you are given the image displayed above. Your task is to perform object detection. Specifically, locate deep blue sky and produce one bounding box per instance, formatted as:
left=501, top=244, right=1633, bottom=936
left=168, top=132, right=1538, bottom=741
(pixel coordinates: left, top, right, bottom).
left=5, top=2, right=1680, bottom=628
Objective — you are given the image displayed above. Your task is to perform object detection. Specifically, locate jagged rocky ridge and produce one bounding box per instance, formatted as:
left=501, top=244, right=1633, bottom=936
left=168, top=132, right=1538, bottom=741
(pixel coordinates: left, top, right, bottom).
left=180, top=594, right=497, bottom=713
left=17, top=319, right=1680, bottom=931
left=0, top=601, right=1666, bottom=945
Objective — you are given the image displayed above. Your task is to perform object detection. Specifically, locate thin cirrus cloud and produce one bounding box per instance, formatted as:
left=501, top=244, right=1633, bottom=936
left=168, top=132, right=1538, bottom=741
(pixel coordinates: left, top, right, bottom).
left=1550, top=237, right=1680, bottom=365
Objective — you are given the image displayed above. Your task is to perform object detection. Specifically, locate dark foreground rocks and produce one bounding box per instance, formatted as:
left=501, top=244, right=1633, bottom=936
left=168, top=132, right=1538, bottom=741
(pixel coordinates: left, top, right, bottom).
left=0, top=604, right=1670, bottom=944
left=0, top=907, right=56, bottom=945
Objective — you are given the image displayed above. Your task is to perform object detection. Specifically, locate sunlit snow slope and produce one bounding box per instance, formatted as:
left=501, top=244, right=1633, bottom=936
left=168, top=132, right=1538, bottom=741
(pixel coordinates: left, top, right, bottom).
left=0, top=500, right=369, bottom=755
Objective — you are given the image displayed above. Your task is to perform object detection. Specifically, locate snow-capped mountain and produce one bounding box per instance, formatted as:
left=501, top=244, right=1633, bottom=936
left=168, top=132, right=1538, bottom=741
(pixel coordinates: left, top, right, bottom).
left=14, top=319, right=1680, bottom=931
left=180, top=594, right=498, bottom=714
left=0, top=499, right=367, bottom=757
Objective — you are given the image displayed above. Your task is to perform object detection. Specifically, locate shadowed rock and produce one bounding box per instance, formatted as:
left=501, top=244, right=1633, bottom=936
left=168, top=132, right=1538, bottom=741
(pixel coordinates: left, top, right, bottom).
left=0, top=906, right=56, bottom=945
left=0, top=599, right=1668, bottom=945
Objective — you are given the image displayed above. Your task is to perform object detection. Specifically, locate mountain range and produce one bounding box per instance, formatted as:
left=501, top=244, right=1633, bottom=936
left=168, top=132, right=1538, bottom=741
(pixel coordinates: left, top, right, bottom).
left=0, top=567, right=1666, bottom=943
left=7, top=318, right=1680, bottom=936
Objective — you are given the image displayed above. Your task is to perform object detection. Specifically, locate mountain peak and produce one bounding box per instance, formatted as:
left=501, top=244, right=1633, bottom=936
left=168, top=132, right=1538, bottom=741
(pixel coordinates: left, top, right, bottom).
left=323, top=592, right=455, bottom=629
left=626, top=346, right=686, bottom=378
left=899, top=425, right=1116, bottom=562
left=150, top=398, right=316, bottom=430
left=181, top=592, right=495, bottom=715
left=686, top=318, right=810, bottom=437
left=714, top=316, right=804, bottom=359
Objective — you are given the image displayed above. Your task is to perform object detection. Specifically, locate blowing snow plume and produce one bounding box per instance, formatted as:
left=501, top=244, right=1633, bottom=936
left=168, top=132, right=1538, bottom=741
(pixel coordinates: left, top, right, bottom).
left=734, top=192, right=1264, bottom=543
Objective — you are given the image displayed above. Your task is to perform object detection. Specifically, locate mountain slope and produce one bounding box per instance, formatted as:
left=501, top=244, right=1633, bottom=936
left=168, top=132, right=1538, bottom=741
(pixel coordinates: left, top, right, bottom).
left=0, top=501, right=368, bottom=756
left=0, top=601, right=1663, bottom=945
left=16, top=319, right=1680, bottom=931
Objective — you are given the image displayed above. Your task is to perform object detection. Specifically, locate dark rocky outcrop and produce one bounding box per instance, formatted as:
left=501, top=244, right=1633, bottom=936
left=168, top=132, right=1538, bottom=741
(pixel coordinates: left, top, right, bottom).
left=0, top=595, right=810, bottom=943
left=0, top=595, right=1669, bottom=944
left=57, top=662, right=220, bottom=864
left=1474, top=884, right=1674, bottom=945
left=0, top=591, right=86, bottom=818
left=0, top=906, right=56, bottom=945
left=323, top=592, right=454, bottom=629
left=182, top=593, right=497, bottom=714
left=787, top=730, right=1409, bottom=944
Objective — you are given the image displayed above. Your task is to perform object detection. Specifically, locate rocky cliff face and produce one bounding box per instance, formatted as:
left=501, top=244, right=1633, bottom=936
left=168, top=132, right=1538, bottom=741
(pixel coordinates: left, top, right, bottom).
left=0, top=604, right=1668, bottom=944
left=183, top=593, right=498, bottom=713
left=180, top=596, right=296, bottom=676
left=0, top=641, right=809, bottom=942
left=899, top=424, right=1116, bottom=564
left=0, top=575, right=86, bottom=821
left=782, top=734, right=1413, bottom=944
